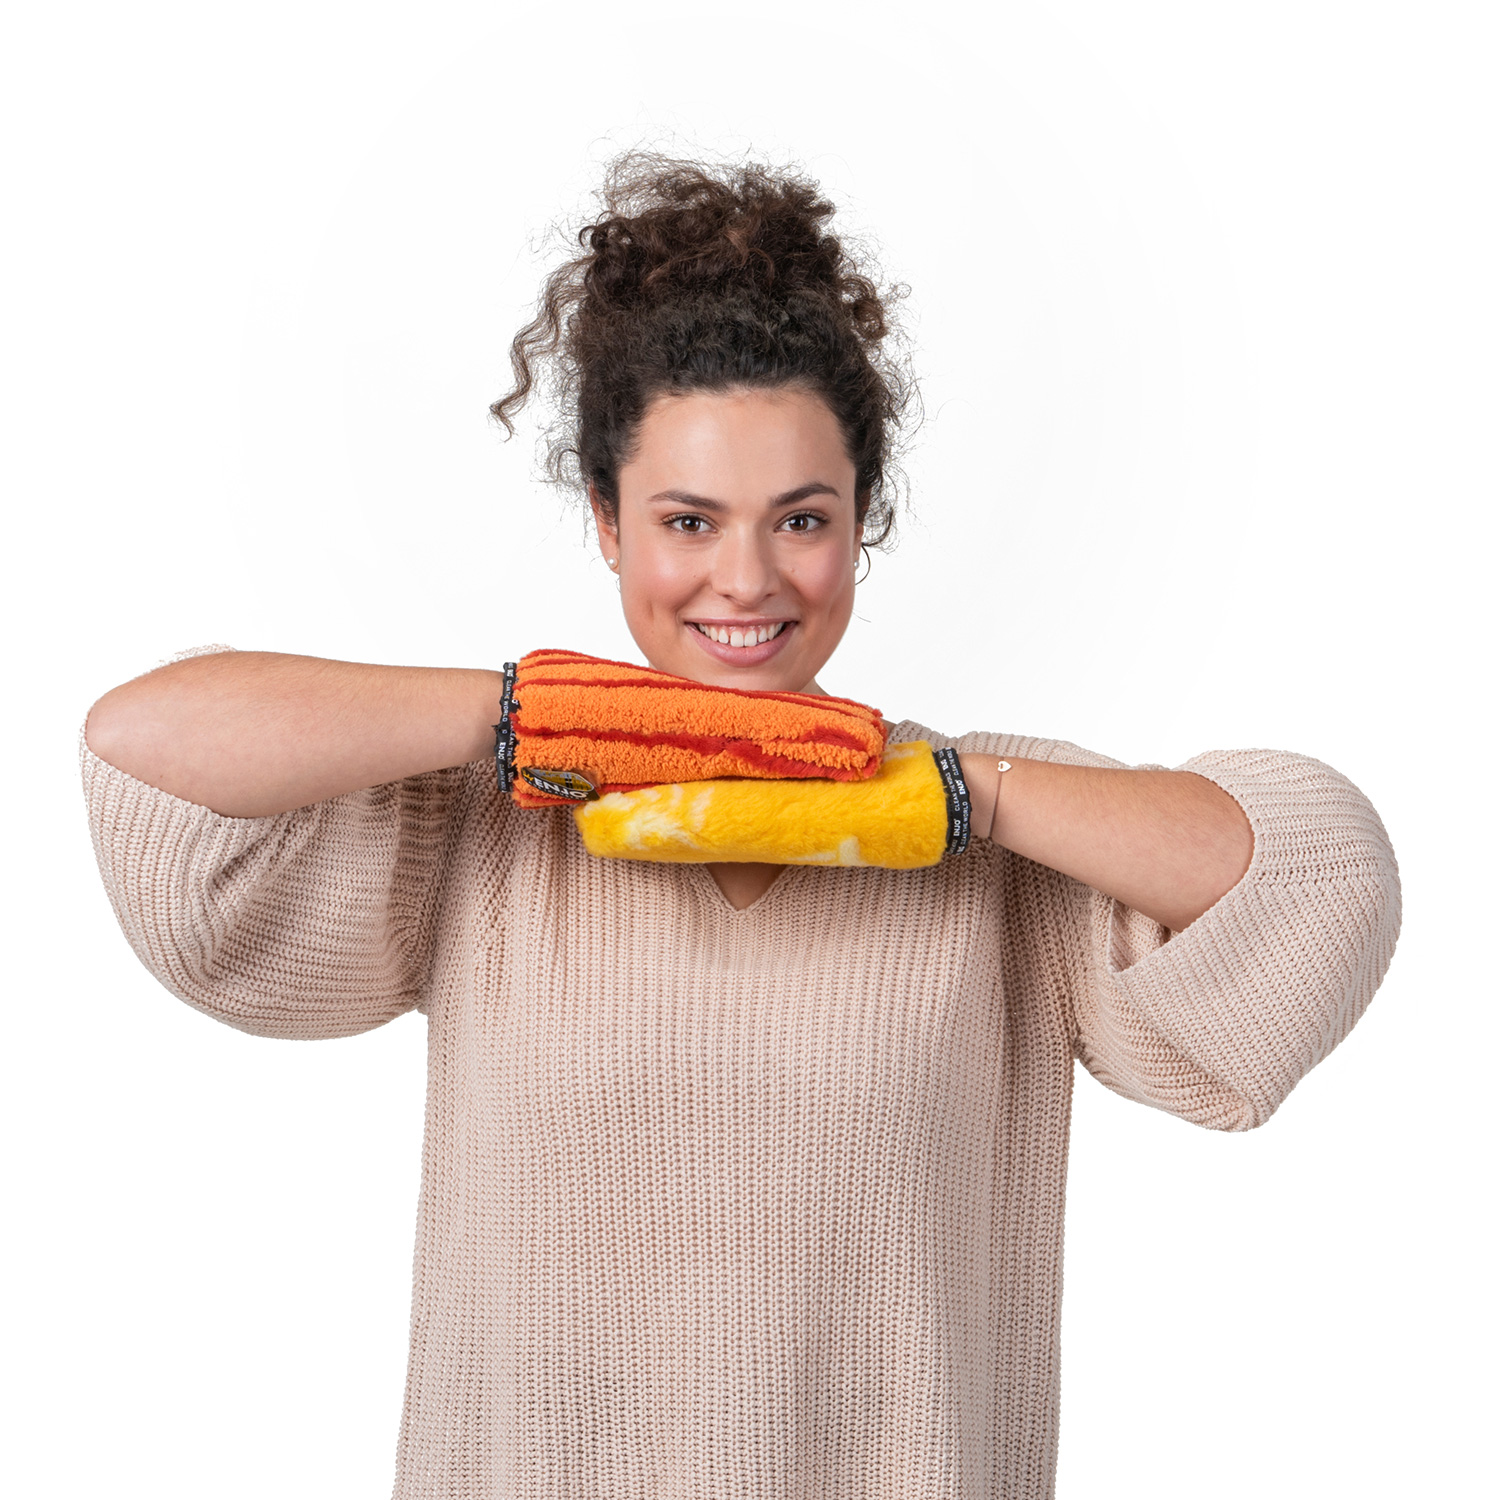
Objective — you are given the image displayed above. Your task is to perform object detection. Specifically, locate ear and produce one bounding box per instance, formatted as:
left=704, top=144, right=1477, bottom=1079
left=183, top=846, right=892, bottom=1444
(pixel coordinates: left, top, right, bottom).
left=589, top=483, right=619, bottom=559
left=854, top=520, right=865, bottom=563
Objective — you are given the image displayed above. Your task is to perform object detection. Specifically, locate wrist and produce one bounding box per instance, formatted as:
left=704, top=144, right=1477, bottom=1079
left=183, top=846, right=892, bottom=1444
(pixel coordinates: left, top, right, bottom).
left=958, top=752, right=1012, bottom=843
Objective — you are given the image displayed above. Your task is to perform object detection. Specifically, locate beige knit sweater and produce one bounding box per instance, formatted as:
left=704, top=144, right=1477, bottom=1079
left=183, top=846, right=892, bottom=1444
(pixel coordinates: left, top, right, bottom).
left=79, top=651, right=1402, bottom=1499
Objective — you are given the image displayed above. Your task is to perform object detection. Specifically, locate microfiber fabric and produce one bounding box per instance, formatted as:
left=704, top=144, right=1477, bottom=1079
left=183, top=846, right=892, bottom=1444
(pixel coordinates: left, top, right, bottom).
left=506, top=648, right=887, bottom=808
left=573, top=740, right=948, bottom=869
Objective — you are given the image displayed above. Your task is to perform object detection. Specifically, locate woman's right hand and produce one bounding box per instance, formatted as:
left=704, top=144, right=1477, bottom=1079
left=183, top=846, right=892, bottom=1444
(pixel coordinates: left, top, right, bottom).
left=84, top=649, right=505, bottom=817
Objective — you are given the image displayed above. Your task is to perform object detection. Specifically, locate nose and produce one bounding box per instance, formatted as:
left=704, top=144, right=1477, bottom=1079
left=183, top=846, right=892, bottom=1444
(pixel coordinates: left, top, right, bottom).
left=710, top=522, right=777, bottom=606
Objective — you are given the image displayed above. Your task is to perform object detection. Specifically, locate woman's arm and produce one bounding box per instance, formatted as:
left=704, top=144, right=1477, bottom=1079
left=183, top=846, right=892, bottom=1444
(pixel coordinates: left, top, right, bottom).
left=86, top=650, right=505, bottom=817
left=956, top=732, right=1400, bottom=1130
left=80, top=645, right=505, bottom=1039
left=959, top=752, right=1254, bottom=934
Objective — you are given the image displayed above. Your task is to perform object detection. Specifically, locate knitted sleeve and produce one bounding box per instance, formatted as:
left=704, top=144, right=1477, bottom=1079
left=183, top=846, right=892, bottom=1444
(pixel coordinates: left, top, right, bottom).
left=956, top=732, right=1403, bottom=1132
left=78, top=648, right=476, bottom=1041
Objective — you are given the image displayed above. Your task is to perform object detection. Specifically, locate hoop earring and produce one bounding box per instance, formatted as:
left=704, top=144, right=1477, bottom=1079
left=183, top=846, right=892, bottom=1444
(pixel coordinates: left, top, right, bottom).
left=854, top=544, right=872, bottom=586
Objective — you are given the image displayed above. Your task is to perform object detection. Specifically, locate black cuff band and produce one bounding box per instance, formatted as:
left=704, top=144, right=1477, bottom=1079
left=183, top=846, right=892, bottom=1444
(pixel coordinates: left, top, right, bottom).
left=493, top=661, right=519, bottom=794
left=932, top=746, right=971, bottom=856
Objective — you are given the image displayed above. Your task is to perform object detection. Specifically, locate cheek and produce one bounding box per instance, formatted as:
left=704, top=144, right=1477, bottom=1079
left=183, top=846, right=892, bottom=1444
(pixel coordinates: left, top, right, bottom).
left=790, top=540, right=857, bottom=610
left=631, top=551, right=693, bottom=606
left=619, top=544, right=699, bottom=634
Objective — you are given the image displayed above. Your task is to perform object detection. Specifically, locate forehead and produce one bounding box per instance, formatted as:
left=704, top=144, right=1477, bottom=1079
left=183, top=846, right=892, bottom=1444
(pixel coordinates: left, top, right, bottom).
left=621, top=387, right=853, bottom=500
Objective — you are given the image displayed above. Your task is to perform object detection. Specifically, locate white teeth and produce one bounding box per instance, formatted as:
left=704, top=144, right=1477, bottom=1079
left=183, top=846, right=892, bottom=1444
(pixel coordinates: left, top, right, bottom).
left=693, top=622, right=789, bottom=646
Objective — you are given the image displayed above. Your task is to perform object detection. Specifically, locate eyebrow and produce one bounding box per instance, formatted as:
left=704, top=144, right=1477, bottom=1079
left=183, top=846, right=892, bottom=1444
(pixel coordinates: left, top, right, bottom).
left=646, top=482, right=841, bottom=513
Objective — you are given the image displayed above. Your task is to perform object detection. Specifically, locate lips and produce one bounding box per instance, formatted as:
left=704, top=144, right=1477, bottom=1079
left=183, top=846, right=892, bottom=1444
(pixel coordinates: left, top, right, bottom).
left=686, top=619, right=795, bottom=666
left=688, top=620, right=791, bottom=648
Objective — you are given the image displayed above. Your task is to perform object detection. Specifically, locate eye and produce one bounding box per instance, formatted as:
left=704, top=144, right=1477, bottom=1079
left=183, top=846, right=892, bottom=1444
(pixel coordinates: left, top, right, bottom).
left=779, top=511, right=827, bottom=533
left=664, top=513, right=712, bottom=535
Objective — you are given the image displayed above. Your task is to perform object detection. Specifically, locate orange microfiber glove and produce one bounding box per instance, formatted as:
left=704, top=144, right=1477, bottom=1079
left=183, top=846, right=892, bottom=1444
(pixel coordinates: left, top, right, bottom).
left=493, top=648, right=888, bottom=808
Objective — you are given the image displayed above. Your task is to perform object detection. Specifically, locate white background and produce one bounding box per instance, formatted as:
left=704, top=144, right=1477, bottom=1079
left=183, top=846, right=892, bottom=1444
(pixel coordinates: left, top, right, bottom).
left=4, top=2, right=1494, bottom=1496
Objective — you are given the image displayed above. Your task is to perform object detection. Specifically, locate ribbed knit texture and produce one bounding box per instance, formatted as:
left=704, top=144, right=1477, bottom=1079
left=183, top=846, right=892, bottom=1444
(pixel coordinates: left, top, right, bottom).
left=79, top=652, right=1402, bottom=1499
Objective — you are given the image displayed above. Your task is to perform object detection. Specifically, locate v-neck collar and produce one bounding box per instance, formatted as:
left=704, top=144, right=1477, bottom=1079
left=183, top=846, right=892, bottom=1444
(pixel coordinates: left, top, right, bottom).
left=685, top=861, right=808, bottom=918
left=674, top=719, right=932, bottom=916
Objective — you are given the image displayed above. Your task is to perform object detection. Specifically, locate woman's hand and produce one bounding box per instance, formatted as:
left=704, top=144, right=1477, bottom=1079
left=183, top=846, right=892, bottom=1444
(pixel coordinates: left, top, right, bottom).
left=958, top=752, right=1254, bottom=933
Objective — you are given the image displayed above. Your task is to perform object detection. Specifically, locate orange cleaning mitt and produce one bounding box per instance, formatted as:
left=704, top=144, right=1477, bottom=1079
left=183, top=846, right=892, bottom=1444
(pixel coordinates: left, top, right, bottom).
left=494, top=648, right=887, bottom=808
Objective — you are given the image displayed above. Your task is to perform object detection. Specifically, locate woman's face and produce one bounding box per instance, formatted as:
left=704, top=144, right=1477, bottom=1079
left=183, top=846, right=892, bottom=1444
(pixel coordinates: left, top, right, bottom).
left=593, top=385, right=863, bottom=694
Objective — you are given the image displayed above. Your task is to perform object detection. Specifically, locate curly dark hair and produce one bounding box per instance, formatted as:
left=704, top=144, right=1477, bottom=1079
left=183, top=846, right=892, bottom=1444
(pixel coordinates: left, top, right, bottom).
left=491, top=151, right=919, bottom=549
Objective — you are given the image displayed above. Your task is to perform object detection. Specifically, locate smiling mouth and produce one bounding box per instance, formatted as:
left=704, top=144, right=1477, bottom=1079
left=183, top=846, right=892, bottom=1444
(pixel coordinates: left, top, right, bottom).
left=688, top=621, right=791, bottom=648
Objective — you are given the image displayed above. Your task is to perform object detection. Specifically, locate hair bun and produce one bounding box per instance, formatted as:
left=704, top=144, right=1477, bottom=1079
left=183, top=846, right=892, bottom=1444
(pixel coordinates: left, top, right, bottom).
left=577, top=155, right=884, bottom=338
left=492, top=149, right=917, bottom=550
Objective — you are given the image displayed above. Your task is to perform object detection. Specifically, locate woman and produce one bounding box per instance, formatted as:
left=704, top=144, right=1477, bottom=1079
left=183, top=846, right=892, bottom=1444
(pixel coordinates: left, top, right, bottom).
left=80, top=155, right=1402, bottom=1498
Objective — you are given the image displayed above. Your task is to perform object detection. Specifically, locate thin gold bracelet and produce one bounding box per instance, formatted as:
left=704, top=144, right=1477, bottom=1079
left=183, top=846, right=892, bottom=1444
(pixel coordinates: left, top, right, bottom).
left=992, top=758, right=1012, bottom=841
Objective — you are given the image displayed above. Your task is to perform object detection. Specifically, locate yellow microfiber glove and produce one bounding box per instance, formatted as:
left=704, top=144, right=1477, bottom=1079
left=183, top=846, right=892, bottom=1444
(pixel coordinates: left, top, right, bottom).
left=572, top=741, right=973, bottom=870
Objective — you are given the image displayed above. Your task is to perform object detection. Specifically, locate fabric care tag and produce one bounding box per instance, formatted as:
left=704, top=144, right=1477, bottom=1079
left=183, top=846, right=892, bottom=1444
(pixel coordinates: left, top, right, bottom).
left=931, top=746, right=972, bottom=856
left=518, top=766, right=599, bottom=802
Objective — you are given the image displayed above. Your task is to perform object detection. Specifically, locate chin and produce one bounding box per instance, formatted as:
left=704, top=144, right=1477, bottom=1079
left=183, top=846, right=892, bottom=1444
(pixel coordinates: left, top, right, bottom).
left=656, top=617, right=835, bottom=692
left=625, top=598, right=850, bottom=692
left=670, top=656, right=811, bottom=692
left=639, top=641, right=807, bottom=693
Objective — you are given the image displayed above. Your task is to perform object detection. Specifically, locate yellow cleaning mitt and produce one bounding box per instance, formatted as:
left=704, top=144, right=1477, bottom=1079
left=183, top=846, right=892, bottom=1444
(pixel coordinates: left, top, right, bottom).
left=572, top=741, right=973, bottom=869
